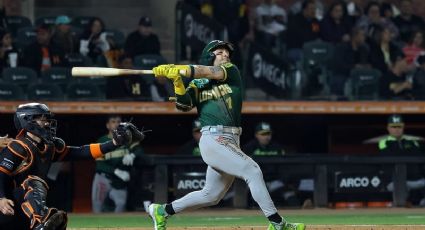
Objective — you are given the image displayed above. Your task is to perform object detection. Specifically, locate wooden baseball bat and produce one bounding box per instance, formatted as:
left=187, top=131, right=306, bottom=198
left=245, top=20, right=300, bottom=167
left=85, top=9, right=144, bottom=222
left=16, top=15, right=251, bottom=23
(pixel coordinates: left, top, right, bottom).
left=71, top=67, right=188, bottom=77
left=72, top=67, right=153, bottom=77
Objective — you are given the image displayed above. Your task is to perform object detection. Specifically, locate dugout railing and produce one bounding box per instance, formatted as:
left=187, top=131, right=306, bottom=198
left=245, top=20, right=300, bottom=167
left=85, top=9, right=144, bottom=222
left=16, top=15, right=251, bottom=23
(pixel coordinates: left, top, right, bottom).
left=142, top=154, right=425, bottom=208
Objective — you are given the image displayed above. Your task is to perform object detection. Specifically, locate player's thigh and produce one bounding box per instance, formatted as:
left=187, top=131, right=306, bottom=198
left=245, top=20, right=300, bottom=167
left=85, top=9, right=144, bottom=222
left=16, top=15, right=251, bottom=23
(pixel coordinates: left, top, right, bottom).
left=92, top=173, right=112, bottom=199
left=109, top=188, right=127, bottom=206
left=200, top=134, right=259, bottom=178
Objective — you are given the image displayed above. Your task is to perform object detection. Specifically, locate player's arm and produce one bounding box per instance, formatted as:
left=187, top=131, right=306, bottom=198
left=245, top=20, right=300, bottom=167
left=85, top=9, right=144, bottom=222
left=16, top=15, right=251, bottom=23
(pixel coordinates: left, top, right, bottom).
left=55, top=140, right=118, bottom=161
left=55, top=123, right=144, bottom=161
left=0, top=141, right=28, bottom=214
left=153, top=64, right=226, bottom=81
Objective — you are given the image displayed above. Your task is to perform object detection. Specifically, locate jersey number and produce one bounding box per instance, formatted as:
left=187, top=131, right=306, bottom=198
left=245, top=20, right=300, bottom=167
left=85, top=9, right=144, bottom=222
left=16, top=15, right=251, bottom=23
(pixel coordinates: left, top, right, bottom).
left=225, top=97, right=233, bottom=109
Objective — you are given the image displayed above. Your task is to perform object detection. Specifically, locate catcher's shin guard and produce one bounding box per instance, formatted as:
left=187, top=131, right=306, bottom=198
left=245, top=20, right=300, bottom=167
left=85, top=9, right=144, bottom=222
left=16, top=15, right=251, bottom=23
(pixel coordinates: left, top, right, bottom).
left=20, top=175, right=50, bottom=228
left=33, top=208, right=68, bottom=230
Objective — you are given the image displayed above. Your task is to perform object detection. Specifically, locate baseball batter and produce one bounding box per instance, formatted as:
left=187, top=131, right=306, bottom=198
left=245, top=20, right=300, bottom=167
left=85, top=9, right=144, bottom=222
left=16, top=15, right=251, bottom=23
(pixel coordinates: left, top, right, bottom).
left=149, top=40, right=305, bottom=230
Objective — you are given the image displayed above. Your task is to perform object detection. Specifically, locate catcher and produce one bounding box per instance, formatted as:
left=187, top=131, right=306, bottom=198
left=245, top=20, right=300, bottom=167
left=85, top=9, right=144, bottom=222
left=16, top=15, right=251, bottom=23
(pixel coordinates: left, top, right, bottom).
left=0, top=102, right=144, bottom=230
left=149, top=40, right=305, bottom=230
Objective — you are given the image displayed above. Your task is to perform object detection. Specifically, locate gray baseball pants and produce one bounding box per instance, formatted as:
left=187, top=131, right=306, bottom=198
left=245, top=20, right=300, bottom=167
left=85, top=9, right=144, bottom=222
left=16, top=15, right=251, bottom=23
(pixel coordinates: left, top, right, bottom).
left=171, top=126, right=278, bottom=217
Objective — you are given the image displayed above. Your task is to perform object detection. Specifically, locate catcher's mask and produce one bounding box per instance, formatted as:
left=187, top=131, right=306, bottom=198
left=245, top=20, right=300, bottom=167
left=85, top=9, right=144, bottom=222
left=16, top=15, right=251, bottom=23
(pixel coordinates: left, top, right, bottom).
left=14, top=103, right=57, bottom=143
left=199, top=40, right=234, bottom=66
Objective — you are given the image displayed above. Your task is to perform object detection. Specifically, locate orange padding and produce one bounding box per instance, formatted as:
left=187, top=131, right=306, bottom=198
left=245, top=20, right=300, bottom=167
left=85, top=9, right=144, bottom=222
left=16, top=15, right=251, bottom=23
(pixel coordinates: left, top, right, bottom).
left=334, top=202, right=365, bottom=209
left=89, top=144, right=103, bottom=159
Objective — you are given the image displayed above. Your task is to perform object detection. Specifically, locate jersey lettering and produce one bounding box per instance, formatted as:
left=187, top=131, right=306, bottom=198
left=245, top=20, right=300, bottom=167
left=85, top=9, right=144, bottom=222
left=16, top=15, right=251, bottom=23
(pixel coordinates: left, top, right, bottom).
left=199, top=84, right=233, bottom=103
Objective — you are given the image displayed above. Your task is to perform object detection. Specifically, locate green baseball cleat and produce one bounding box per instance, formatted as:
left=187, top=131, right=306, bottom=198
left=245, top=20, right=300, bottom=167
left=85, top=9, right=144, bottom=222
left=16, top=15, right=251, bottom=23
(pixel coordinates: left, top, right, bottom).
left=148, top=203, right=168, bottom=230
left=268, top=221, right=305, bottom=230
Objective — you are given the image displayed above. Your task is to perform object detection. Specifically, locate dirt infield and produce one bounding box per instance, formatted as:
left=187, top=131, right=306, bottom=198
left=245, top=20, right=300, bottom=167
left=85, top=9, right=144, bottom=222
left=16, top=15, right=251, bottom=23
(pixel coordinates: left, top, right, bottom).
left=70, top=226, right=425, bottom=230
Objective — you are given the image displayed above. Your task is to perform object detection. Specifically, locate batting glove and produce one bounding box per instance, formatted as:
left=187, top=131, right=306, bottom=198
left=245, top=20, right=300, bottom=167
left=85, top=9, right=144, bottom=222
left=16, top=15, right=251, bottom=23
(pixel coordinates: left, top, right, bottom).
left=152, top=64, right=174, bottom=77
left=122, top=153, right=136, bottom=166
left=114, top=169, right=130, bottom=182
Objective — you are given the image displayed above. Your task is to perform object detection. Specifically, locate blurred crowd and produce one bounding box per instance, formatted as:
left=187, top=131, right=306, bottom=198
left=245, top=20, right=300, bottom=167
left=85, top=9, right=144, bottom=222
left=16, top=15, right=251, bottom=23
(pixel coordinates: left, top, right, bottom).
left=0, top=0, right=424, bottom=101
left=184, top=0, right=425, bottom=100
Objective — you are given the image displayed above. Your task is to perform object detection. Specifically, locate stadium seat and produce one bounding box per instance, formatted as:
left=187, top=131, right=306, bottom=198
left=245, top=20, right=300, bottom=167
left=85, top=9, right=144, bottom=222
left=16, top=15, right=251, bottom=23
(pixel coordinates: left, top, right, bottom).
left=2, top=67, right=38, bottom=86
left=6, top=16, right=32, bottom=37
left=0, top=83, right=25, bottom=100
left=27, top=83, right=64, bottom=101
left=35, top=16, right=57, bottom=26
left=66, top=82, right=103, bottom=101
left=345, top=68, right=381, bottom=100
left=104, top=29, right=126, bottom=48
left=71, top=16, right=95, bottom=29
left=41, top=67, right=71, bottom=86
left=66, top=53, right=93, bottom=67
left=16, top=27, right=37, bottom=49
left=302, top=39, right=334, bottom=95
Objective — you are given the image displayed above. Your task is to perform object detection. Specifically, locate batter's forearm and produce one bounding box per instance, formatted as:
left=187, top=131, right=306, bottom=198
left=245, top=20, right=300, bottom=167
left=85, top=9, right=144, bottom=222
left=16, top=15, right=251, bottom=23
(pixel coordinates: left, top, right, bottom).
left=61, top=141, right=117, bottom=161
left=191, top=65, right=225, bottom=80
left=176, top=65, right=225, bottom=80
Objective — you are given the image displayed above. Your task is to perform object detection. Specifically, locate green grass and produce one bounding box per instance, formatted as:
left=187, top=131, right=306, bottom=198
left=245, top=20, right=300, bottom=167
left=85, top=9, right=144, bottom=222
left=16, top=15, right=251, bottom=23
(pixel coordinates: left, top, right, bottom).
left=68, top=213, right=425, bottom=228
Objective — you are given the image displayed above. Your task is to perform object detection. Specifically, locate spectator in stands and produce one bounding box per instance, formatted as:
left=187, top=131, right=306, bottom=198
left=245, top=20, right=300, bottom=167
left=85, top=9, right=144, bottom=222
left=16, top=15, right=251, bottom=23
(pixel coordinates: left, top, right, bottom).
left=106, top=55, right=151, bottom=101
left=393, top=0, right=425, bottom=44
left=382, top=56, right=413, bottom=99
left=402, top=30, right=424, bottom=68
left=412, top=53, right=425, bottom=99
left=51, top=15, right=77, bottom=55
left=356, top=1, right=399, bottom=39
left=320, top=1, right=352, bottom=44
left=92, top=115, right=144, bottom=213
left=124, top=16, right=160, bottom=59
left=79, top=17, right=110, bottom=63
left=150, top=75, right=174, bottom=102
left=0, top=29, right=20, bottom=71
left=23, top=23, right=67, bottom=74
left=286, top=0, right=321, bottom=63
left=289, top=0, right=324, bottom=20
left=331, top=27, right=370, bottom=95
left=254, top=0, right=287, bottom=52
left=369, top=25, right=404, bottom=76
left=344, top=0, right=363, bottom=17
left=377, top=0, right=400, bottom=17
left=243, top=122, right=285, bottom=156
left=176, top=119, right=202, bottom=156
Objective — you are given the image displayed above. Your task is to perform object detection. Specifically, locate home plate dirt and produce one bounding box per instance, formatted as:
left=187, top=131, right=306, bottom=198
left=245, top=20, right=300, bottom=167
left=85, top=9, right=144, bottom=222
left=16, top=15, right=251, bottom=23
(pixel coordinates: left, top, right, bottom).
left=70, top=226, right=425, bottom=230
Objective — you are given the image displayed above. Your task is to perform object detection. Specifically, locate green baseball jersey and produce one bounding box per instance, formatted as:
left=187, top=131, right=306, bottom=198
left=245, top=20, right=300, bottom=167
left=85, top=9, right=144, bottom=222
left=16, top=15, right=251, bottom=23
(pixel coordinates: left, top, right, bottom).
left=95, top=135, right=144, bottom=188
left=177, top=63, right=243, bottom=127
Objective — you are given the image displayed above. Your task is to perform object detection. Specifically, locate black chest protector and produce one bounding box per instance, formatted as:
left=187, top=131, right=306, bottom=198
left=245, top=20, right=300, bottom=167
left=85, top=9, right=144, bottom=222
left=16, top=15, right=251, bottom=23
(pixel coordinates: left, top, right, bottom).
left=11, top=136, right=56, bottom=183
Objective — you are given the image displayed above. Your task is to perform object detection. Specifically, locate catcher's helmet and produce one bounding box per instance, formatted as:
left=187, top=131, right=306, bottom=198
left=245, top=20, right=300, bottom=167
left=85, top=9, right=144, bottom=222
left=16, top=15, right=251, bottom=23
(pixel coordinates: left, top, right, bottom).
left=199, top=40, right=234, bottom=65
left=14, top=103, right=57, bottom=143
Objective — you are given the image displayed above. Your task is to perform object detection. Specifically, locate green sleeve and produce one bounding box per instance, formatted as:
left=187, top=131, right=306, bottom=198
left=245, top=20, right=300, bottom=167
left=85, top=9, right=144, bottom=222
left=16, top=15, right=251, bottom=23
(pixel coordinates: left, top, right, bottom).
left=130, top=142, right=144, bottom=157
left=219, top=63, right=241, bottom=86
left=378, top=139, right=387, bottom=150
left=95, top=159, right=116, bottom=174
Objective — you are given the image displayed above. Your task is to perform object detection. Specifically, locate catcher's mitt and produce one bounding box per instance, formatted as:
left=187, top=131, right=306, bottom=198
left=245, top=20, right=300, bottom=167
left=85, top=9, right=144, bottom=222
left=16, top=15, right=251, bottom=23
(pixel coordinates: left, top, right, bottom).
left=112, top=122, right=145, bottom=146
